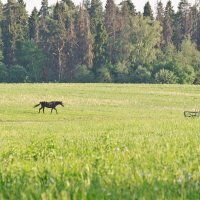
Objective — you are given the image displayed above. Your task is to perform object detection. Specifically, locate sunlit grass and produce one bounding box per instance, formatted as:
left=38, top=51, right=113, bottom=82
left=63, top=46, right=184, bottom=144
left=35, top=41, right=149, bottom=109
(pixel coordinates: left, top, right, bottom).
left=0, top=83, right=200, bottom=199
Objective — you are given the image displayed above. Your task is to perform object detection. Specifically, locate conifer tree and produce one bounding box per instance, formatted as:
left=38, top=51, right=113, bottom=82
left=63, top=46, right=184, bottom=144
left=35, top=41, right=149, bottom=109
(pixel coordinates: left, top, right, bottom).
left=39, top=0, right=49, bottom=18
left=76, top=5, right=93, bottom=67
left=51, top=0, right=77, bottom=81
left=37, top=0, right=51, bottom=81
left=2, top=0, right=28, bottom=66
left=83, top=0, right=91, bottom=13
left=156, top=1, right=164, bottom=24
left=156, top=1, right=164, bottom=48
left=17, top=0, right=28, bottom=40
left=0, top=0, right=2, bottom=20
left=188, top=5, right=199, bottom=44
left=93, top=21, right=108, bottom=71
left=143, top=1, right=153, bottom=20
left=64, top=17, right=77, bottom=81
left=47, top=2, right=68, bottom=81
left=173, top=0, right=191, bottom=48
left=196, top=2, right=200, bottom=50
left=163, top=0, right=174, bottom=47
left=89, top=0, right=108, bottom=70
left=0, top=0, right=3, bottom=60
left=62, top=0, right=75, bottom=9
left=120, top=0, right=136, bottom=17
left=28, top=7, right=39, bottom=42
left=105, top=0, right=118, bottom=63
left=89, top=0, right=103, bottom=35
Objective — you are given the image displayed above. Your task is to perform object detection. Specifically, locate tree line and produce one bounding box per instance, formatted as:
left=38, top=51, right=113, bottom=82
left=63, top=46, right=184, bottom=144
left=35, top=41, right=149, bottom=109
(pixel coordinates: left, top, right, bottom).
left=0, top=0, right=200, bottom=84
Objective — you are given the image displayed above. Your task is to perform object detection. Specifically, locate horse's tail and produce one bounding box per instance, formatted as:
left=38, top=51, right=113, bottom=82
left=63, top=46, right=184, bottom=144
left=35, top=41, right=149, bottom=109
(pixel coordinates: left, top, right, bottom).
left=34, top=103, right=40, bottom=108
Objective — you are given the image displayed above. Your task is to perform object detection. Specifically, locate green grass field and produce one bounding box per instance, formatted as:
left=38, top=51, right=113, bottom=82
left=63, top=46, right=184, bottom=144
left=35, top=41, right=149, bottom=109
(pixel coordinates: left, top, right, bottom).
left=0, top=83, right=200, bottom=199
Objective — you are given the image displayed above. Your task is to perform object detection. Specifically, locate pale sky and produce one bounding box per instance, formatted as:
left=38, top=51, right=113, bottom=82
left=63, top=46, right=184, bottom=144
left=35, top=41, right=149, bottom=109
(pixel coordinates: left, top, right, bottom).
left=1, top=0, right=197, bottom=14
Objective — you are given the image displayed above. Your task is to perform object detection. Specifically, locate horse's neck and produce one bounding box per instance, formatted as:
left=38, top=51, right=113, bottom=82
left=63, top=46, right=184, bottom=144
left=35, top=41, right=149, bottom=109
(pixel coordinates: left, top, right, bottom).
left=54, top=101, right=59, bottom=106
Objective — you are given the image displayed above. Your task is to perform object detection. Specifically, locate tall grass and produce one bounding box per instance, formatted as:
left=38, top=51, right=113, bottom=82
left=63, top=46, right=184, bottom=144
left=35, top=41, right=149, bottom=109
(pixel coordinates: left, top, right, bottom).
left=0, top=84, right=200, bottom=199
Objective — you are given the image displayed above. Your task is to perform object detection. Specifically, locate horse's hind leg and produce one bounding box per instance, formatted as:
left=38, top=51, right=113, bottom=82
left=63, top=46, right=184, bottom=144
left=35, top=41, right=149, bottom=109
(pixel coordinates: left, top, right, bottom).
left=54, top=108, right=57, bottom=114
left=39, top=107, right=42, bottom=113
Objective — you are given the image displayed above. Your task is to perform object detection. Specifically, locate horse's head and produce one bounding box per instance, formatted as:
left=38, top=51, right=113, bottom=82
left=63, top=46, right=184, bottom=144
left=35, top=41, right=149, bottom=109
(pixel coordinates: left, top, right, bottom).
left=60, top=101, right=64, bottom=107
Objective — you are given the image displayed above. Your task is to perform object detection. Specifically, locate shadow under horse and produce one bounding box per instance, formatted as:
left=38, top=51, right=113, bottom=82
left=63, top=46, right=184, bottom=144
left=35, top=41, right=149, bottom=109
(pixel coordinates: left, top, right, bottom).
left=34, top=101, right=64, bottom=113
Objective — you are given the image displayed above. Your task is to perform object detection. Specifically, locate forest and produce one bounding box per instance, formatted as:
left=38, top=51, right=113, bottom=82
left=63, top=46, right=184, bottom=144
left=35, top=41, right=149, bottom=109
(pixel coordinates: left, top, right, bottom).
left=0, top=0, right=200, bottom=84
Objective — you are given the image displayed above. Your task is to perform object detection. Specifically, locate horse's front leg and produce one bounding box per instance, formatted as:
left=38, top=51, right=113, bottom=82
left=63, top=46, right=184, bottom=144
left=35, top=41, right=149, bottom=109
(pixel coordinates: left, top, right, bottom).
left=51, top=108, right=53, bottom=114
left=54, top=108, right=57, bottom=114
left=43, top=107, right=45, bottom=113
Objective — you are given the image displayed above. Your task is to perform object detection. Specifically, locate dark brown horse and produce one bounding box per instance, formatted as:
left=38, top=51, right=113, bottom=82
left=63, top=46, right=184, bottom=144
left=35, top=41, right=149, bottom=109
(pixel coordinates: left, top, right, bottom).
left=34, top=101, right=64, bottom=113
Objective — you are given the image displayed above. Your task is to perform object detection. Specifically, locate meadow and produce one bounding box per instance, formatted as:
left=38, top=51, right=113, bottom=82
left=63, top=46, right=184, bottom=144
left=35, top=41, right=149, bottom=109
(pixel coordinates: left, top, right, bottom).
left=0, top=83, right=200, bottom=199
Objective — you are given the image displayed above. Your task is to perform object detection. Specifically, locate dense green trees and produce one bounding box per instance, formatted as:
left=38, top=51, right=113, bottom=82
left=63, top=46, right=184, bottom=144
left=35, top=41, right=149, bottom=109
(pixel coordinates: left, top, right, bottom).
left=0, top=0, right=200, bottom=83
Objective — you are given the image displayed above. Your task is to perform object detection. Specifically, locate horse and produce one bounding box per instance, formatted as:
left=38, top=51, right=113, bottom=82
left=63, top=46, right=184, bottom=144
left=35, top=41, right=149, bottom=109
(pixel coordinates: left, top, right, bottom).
left=34, top=101, right=64, bottom=113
